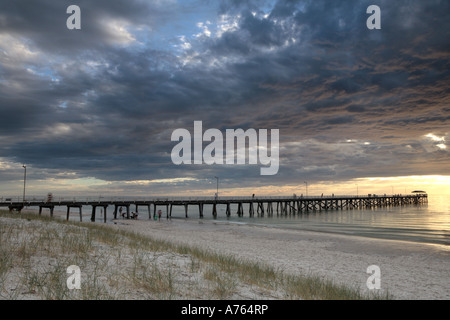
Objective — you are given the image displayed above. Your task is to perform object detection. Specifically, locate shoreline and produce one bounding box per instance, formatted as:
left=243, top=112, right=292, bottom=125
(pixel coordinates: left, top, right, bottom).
left=107, top=217, right=450, bottom=300
left=11, top=208, right=450, bottom=299
left=23, top=206, right=449, bottom=247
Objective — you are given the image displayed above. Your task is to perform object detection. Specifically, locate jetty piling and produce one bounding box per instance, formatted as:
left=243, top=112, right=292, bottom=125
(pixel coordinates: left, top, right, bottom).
left=0, top=194, right=428, bottom=223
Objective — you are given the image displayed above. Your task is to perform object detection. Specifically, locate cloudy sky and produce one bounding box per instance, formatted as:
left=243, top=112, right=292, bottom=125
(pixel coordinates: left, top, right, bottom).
left=0, top=0, right=449, bottom=198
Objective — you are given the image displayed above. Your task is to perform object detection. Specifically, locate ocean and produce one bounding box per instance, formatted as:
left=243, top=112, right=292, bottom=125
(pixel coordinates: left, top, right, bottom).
left=44, top=194, right=450, bottom=246
left=209, top=194, right=450, bottom=246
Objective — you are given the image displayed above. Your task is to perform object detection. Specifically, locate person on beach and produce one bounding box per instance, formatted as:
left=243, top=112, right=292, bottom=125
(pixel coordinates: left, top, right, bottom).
left=157, top=209, right=162, bottom=221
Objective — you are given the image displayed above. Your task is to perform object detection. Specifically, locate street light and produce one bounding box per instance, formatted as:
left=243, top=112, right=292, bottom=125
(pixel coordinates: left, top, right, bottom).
left=22, top=165, right=27, bottom=203
left=304, top=181, right=308, bottom=197
left=356, top=184, right=359, bottom=196
left=214, top=176, right=219, bottom=199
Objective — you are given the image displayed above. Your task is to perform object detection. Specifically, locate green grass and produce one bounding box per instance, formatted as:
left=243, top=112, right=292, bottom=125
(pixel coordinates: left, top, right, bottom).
left=0, top=210, right=392, bottom=300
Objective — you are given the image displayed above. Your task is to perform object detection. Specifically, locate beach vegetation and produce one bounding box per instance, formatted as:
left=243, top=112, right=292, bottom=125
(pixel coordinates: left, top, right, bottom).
left=0, top=210, right=392, bottom=300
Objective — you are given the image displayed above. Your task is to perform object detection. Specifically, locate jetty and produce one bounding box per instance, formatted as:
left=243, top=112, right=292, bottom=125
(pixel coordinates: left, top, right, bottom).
left=0, top=193, right=428, bottom=223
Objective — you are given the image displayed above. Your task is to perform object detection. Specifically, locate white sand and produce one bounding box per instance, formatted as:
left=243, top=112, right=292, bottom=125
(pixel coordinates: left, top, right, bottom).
left=108, top=218, right=450, bottom=300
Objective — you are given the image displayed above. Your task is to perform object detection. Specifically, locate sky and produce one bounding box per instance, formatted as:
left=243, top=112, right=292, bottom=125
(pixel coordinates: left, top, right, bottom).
left=0, top=0, right=449, bottom=199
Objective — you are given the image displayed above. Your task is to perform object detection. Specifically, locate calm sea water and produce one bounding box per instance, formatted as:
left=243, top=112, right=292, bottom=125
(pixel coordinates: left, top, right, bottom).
left=211, top=194, right=450, bottom=246
left=54, top=194, right=450, bottom=246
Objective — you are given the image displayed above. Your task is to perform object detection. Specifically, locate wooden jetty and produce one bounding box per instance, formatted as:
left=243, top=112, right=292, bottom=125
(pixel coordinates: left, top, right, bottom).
left=0, top=194, right=428, bottom=223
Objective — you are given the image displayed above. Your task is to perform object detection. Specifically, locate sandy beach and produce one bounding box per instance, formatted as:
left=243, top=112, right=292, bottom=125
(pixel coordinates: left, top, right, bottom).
left=107, top=217, right=450, bottom=300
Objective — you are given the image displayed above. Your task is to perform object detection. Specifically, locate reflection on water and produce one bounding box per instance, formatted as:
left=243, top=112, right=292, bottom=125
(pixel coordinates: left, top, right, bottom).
left=46, top=194, right=450, bottom=246
left=184, top=194, right=450, bottom=246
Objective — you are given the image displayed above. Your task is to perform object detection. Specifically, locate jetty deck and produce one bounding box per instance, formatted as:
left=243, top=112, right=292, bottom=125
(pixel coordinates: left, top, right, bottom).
left=0, top=194, right=428, bottom=223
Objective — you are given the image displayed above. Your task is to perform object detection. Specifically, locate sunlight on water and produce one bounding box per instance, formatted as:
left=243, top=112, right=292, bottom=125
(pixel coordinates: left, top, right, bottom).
left=52, top=194, right=450, bottom=246
left=208, top=194, right=450, bottom=246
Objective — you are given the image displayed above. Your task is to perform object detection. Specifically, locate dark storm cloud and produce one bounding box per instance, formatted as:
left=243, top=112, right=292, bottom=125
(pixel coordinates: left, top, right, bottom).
left=0, top=0, right=175, bottom=53
left=0, top=0, right=449, bottom=192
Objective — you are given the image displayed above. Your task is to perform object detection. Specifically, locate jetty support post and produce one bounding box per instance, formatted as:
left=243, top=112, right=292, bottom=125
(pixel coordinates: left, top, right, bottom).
left=67, top=204, right=82, bottom=222
left=113, top=205, right=118, bottom=219
left=237, top=202, right=243, bottom=217
left=257, top=202, right=264, bottom=216
left=199, top=203, right=203, bottom=218
left=267, top=202, right=273, bottom=216
left=91, top=205, right=96, bottom=222
left=39, top=205, right=54, bottom=217
left=212, top=203, right=217, bottom=218
left=90, top=205, right=107, bottom=222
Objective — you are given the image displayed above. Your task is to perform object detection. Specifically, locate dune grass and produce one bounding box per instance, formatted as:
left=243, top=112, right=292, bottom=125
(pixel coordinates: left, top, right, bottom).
left=0, top=210, right=392, bottom=300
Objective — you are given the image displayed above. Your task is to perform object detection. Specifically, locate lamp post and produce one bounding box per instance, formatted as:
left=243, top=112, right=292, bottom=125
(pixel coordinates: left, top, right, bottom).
left=214, top=176, right=219, bottom=199
left=356, top=184, right=359, bottom=197
left=304, top=181, right=308, bottom=197
left=22, top=165, right=27, bottom=204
